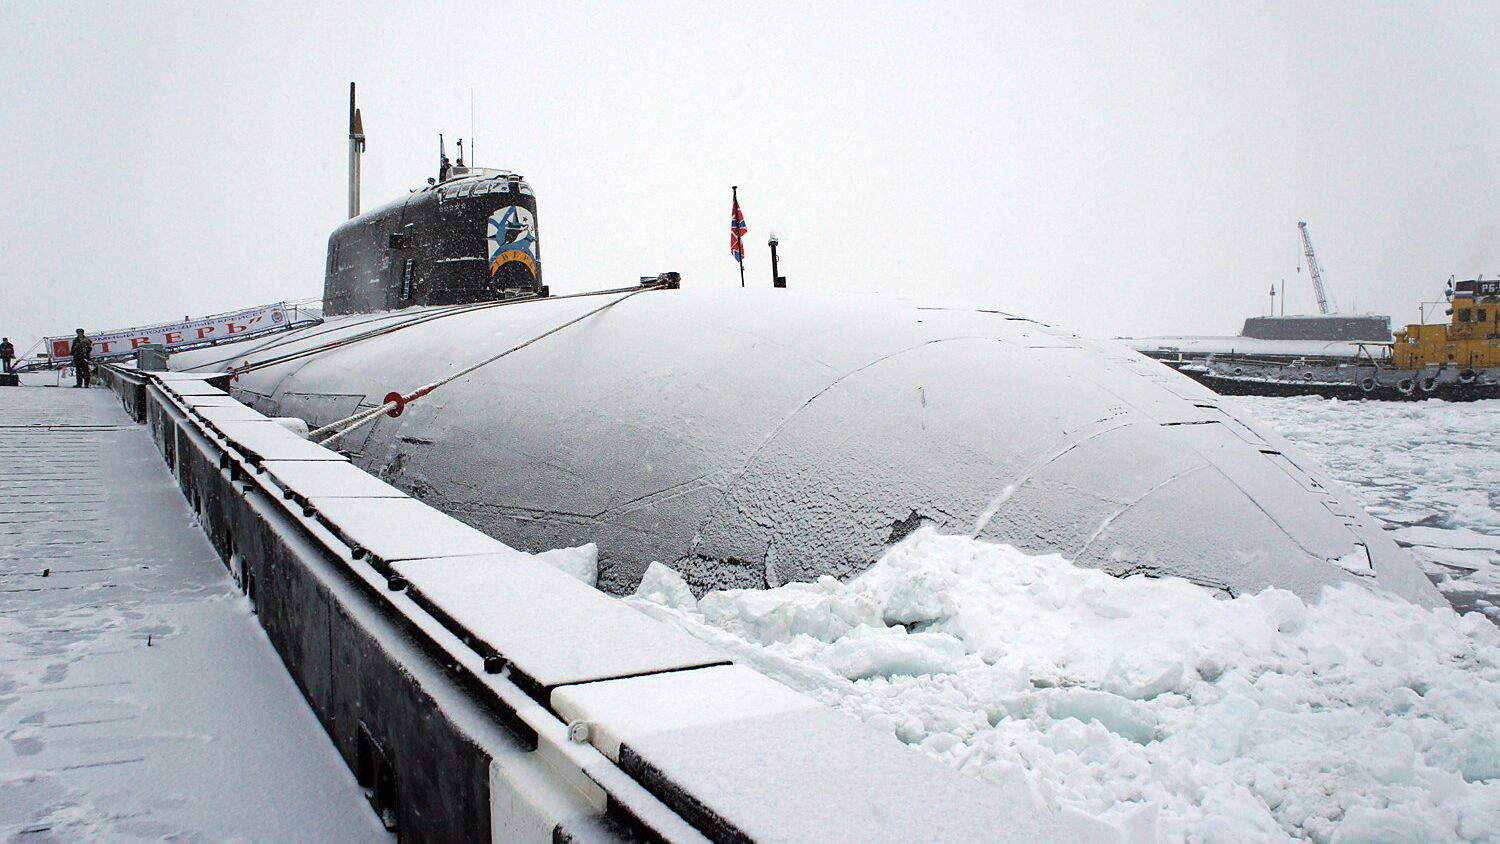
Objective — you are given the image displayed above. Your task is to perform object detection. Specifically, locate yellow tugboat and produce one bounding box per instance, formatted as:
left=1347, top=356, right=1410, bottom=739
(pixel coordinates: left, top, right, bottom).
left=1392, top=278, right=1500, bottom=373
left=1170, top=278, right=1500, bottom=401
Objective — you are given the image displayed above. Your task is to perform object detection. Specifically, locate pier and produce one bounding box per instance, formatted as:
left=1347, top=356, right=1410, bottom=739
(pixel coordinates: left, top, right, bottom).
left=0, top=384, right=386, bottom=840
left=1, top=372, right=1084, bottom=842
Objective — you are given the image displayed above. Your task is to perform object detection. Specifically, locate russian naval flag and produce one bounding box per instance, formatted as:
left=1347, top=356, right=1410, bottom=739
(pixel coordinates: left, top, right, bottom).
left=730, top=191, right=748, bottom=263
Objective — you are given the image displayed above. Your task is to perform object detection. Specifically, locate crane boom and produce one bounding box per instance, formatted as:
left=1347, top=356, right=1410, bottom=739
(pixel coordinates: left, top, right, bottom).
left=1297, top=221, right=1335, bottom=315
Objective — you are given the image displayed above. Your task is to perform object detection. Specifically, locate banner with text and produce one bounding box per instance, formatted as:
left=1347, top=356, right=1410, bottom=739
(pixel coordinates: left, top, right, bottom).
left=48, top=302, right=289, bottom=360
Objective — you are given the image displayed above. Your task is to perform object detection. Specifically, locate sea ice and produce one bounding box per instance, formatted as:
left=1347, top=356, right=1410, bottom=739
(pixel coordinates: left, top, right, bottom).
left=1238, top=396, right=1500, bottom=621
left=629, top=527, right=1500, bottom=842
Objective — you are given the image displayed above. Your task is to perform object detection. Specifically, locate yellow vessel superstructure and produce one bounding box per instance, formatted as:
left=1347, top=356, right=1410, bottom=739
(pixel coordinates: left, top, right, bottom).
left=1393, top=278, right=1500, bottom=371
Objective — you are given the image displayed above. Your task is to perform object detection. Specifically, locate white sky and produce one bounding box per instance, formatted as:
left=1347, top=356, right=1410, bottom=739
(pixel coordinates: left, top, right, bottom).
left=2, top=2, right=1498, bottom=358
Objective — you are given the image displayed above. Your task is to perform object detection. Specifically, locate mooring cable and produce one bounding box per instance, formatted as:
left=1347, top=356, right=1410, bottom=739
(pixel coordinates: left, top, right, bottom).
left=222, top=282, right=658, bottom=382
left=194, top=292, right=523, bottom=373
left=311, top=282, right=670, bottom=449
left=224, top=299, right=534, bottom=379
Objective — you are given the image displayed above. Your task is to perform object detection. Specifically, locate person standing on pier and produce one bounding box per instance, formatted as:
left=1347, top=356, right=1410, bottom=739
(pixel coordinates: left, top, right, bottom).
left=0, top=337, right=13, bottom=374
left=70, top=329, right=92, bottom=388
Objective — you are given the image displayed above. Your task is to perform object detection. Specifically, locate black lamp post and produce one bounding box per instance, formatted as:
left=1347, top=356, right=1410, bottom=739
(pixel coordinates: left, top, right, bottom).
left=769, top=233, right=786, bottom=288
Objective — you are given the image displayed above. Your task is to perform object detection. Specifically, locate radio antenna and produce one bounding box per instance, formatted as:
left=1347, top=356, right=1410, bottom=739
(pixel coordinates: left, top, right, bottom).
left=470, top=88, right=476, bottom=166
left=347, top=82, right=365, bottom=219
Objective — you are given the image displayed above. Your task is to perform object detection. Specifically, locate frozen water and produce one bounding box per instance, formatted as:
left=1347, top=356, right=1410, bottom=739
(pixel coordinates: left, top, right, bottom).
left=1236, top=396, right=1500, bottom=623
left=629, top=527, right=1500, bottom=842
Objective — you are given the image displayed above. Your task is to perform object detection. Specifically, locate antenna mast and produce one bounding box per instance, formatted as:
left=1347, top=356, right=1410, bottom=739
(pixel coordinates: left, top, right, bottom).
left=1297, top=221, right=1335, bottom=315
left=347, top=82, right=366, bottom=219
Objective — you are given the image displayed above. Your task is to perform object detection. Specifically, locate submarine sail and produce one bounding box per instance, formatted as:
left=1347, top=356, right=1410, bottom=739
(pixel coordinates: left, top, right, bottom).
left=324, top=164, right=543, bottom=315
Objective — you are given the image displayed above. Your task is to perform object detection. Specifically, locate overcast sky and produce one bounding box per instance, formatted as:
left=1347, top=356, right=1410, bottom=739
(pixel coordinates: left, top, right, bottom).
left=2, top=1, right=1497, bottom=357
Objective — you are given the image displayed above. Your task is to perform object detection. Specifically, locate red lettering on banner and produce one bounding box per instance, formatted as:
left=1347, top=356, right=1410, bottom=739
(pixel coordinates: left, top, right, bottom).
left=227, top=322, right=248, bottom=334
left=97, top=341, right=115, bottom=354
left=164, top=331, right=183, bottom=344
left=196, top=326, right=216, bottom=339
left=130, top=336, right=152, bottom=349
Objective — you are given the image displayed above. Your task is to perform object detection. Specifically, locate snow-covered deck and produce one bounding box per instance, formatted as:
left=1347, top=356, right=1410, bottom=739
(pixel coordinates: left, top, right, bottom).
left=0, top=385, right=387, bottom=841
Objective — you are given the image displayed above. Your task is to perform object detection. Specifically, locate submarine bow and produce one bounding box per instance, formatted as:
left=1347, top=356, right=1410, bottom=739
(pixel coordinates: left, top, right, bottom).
left=189, top=286, right=1442, bottom=607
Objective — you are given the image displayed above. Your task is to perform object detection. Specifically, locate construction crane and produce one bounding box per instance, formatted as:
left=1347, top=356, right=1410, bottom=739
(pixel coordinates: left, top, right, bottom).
left=1297, top=221, right=1336, bottom=315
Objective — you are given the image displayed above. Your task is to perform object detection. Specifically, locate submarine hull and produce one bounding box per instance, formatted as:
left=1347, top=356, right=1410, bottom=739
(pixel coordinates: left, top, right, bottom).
left=181, top=286, right=1442, bottom=607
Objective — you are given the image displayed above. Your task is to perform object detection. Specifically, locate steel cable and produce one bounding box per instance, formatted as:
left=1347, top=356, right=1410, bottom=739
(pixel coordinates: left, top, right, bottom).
left=311, top=283, right=667, bottom=448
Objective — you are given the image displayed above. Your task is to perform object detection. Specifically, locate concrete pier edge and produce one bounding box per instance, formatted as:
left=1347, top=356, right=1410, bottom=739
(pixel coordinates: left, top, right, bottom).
left=93, top=364, right=1085, bottom=844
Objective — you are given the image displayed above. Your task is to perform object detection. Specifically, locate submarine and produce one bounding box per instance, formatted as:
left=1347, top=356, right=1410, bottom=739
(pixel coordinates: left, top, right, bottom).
left=172, top=96, right=1442, bottom=609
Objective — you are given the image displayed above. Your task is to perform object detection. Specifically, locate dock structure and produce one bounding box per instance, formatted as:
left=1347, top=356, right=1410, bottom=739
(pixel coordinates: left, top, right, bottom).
left=0, top=384, right=386, bottom=841
left=3, top=372, right=1097, bottom=843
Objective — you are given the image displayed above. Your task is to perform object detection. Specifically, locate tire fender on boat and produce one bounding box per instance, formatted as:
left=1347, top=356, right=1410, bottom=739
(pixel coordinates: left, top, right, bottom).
left=1459, top=369, right=1477, bottom=384
left=1359, top=377, right=1377, bottom=393
left=1420, top=375, right=1440, bottom=393
left=1397, top=378, right=1416, bottom=395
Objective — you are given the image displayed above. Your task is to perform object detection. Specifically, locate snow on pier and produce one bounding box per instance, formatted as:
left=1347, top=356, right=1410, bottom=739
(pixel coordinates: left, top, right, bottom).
left=0, top=385, right=386, bottom=841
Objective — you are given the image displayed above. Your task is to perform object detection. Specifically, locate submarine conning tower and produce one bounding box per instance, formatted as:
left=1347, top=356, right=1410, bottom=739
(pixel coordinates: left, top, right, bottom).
left=323, top=165, right=544, bottom=316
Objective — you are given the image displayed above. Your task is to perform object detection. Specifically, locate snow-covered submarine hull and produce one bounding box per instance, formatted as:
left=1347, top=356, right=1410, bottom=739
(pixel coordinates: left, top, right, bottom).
left=183, top=285, right=1442, bottom=608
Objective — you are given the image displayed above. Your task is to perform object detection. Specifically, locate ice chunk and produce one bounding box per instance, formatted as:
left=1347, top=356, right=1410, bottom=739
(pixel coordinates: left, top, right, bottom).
left=1363, top=730, right=1415, bottom=786
left=1392, top=525, right=1500, bottom=552
left=698, top=580, right=881, bottom=645
left=633, top=561, right=698, bottom=612
left=876, top=568, right=957, bottom=626
left=1331, top=805, right=1440, bottom=844
left=1103, top=649, right=1187, bottom=701
left=270, top=416, right=310, bottom=438
left=1043, top=689, right=1158, bottom=744
left=1427, top=728, right=1500, bottom=783
left=532, top=542, right=599, bottom=587
left=821, top=628, right=967, bottom=680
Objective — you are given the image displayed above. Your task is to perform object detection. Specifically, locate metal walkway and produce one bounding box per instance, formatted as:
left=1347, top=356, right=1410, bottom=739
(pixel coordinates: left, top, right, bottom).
left=0, top=385, right=388, bottom=842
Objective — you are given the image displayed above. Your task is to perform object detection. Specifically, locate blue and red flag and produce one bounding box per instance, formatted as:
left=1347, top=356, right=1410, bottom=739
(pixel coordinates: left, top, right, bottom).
left=730, top=192, right=748, bottom=263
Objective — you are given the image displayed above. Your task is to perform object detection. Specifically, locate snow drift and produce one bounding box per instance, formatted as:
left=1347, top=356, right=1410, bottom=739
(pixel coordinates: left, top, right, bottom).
left=628, top=527, right=1500, bottom=842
